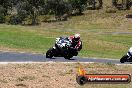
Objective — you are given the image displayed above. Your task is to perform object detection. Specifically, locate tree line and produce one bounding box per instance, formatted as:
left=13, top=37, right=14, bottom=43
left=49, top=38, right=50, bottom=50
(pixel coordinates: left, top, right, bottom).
left=0, top=0, right=131, bottom=25
left=0, top=0, right=91, bottom=25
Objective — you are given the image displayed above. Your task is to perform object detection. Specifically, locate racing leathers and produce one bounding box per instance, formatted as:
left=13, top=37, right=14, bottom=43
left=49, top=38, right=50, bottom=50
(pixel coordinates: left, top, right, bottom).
left=68, top=36, right=82, bottom=51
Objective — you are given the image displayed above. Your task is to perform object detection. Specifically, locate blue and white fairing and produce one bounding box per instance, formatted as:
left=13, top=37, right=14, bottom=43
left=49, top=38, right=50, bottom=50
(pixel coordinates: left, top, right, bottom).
left=127, top=47, right=132, bottom=57
left=55, top=37, right=71, bottom=48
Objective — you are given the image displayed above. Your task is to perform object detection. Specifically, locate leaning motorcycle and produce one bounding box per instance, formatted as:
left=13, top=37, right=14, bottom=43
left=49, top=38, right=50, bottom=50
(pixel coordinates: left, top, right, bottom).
left=46, top=37, right=79, bottom=59
left=120, top=47, right=132, bottom=63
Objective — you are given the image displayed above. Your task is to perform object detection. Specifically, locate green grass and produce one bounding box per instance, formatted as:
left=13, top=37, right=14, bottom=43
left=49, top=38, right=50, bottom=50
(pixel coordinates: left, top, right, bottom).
left=98, top=35, right=132, bottom=46
left=0, top=2, right=132, bottom=59
left=0, top=25, right=55, bottom=53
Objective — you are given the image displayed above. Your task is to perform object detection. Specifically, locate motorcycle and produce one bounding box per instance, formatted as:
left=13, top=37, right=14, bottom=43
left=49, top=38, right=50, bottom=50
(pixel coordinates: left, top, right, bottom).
left=46, top=37, right=79, bottom=59
left=120, top=47, right=132, bottom=63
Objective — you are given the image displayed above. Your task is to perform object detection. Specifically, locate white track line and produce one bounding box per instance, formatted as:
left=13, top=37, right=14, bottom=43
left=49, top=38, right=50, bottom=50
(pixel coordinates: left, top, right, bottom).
left=0, top=62, right=132, bottom=66
left=0, top=62, right=94, bottom=64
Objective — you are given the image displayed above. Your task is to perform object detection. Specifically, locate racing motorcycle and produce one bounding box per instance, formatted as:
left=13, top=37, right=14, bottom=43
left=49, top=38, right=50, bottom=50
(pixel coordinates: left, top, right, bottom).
left=46, top=37, right=79, bottom=59
left=120, top=47, right=132, bottom=63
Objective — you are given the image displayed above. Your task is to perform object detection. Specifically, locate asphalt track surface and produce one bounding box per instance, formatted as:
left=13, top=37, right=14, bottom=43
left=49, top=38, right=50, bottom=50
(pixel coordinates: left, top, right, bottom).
left=0, top=51, right=131, bottom=64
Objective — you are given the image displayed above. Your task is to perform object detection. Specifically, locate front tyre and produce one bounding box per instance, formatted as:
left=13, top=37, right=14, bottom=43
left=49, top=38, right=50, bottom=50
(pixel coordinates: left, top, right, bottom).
left=120, top=55, right=128, bottom=63
left=46, top=48, right=54, bottom=58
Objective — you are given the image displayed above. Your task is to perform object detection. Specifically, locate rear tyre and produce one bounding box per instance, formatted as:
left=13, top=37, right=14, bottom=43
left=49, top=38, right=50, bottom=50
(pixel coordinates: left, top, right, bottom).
left=46, top=48, right=54, bottom=58
left=120, top=55, right=128, bottom=63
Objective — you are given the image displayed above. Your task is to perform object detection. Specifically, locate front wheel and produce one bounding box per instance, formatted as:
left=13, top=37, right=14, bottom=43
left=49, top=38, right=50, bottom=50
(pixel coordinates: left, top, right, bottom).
left=46, top=48, right=54, bottom=58
left=120, top=55, right=128, bottom=63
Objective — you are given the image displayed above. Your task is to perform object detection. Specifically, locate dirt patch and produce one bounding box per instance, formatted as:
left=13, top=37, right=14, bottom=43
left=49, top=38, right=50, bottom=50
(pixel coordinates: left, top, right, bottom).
left=0, top=63, right=78, bottom=88
left=0, top=63, right=132, bottom=88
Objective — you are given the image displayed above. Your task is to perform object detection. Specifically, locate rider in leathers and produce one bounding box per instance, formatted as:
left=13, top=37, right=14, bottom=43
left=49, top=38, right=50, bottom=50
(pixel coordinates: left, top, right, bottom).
left=68, top=33, right=82, bottom=51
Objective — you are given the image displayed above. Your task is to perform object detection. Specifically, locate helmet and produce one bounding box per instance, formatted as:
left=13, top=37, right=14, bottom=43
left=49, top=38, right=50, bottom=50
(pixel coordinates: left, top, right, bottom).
left=73, top=33, right=80, bottom=42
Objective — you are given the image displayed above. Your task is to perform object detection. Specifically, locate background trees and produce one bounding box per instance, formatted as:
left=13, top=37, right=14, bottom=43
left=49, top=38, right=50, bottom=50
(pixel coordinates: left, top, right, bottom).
left=0, top=0, right=88, bottom=24
left=0, top=0, right=130, bottom=25
left=0, top=0, right=12, bottom=23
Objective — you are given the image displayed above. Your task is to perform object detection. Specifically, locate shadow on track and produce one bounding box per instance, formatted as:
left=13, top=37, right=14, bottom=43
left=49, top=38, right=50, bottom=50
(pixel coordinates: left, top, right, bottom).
left=48, top=57, right=76, bottom=60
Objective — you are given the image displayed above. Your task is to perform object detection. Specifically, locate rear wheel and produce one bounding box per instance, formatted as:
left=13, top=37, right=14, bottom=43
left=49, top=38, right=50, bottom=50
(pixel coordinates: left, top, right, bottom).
left=120, top=55, right=128, bottom=63
left=46, top=48, right=54, bottom=58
